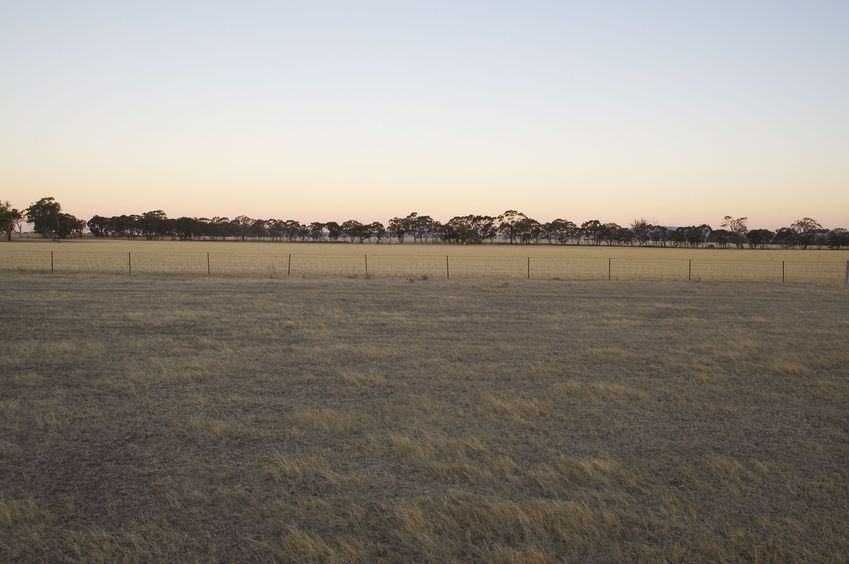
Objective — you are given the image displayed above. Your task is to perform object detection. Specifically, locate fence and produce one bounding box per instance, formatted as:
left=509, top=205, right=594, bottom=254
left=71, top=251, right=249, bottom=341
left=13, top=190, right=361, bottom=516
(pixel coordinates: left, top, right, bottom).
left=0, top=250, right=846, bottom=283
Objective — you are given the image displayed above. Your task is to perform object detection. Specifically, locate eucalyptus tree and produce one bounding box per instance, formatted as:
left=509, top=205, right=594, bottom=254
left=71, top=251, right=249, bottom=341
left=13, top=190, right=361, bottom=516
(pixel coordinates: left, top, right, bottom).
left=497, top=210, right=528, bottom=244
left=720, top=216, right=748, bottom=248
left=747, top=229, right=774, bottom=248
left=791, top=217, right=822, bottom=249
left=25, top=197, right=84, bottom=239
left=0, top=201, right=21, bottom=241
left=308, top=222, right=325, bottom=241
left=24, top=197, right=61, bottom=238
left=370, top=221, right=386, bottom=243
left=580, top=220, right=602, bottom=245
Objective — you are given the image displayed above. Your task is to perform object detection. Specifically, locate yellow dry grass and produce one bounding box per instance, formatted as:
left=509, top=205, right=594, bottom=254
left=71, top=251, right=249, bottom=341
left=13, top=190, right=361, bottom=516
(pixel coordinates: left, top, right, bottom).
left=0, top=238, right=846, bottom=281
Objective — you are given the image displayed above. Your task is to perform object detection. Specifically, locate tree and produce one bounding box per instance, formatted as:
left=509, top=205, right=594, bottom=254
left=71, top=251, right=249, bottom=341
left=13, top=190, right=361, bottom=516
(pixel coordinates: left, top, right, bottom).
left=720, top=216, right=748, bottom=248
left=24, top=197, right=62, bottom=238
left=0, top=201, right=22, bottom=241
left=342, top=220, right=370, bottom=243
left=747, top=229, right=774, bottom=248
left=231, top=216, right=254, bottom=240
left=173, top=217, right=200, bottom=240
left=708, top=229, right=733, bottom=248
left=791, top=217, right=822, bottom=249
left=631, top=219, right=651, bottom=246
left=515, top=217, right=542, bottom=244
left=579, top=220, right=602, bottom=245
left=325, top=221, right=342, bottom=241
left=387, top=217, right=407, bottom=243
left=307, top=222, right=325, bottom=241
left=370, top=221, right=386, bottom=243
left=56, top=213, right=85, bottom=238
left=649, top=225, right=669, bottom=247
left=23, top=197, right=84, bottom=239
left=773, top=227, right=796, bottom=248
left=497, top=210, right=528, bottom=244
left=546, top=219, right=577, bottom=245
left=140, top=210, right=168, bottom=240
left=599, top=223, right=623, bottom=245
left=827, top=228, right=849, bottom=249
left=689, top=224, right=712, bottom=247
left=406, top=213, right=435, bottom=243
left=87, top=215, right=111, bottom=237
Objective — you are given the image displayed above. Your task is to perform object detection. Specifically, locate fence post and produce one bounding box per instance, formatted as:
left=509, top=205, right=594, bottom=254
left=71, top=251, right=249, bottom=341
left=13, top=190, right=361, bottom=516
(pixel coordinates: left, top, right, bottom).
left=128, top=252, right=132, bottom=275
left=527, top=257, right=531, bottom=280
left=845, top=261, right=848, bottom=284
left=364, top=254, right=368, bottom=277
left=446, top=256, right=450, bottom=279
left=688, top=259, right=692, bottom=281
left=782, top=260, right=786, bottom=283
left=207, top=252, right=211, bottom=275
left=287, top=254, right=292, bottom=276
left=50, top=251, right=54, bottom=273
left=608, top=258, right=611, bottom=281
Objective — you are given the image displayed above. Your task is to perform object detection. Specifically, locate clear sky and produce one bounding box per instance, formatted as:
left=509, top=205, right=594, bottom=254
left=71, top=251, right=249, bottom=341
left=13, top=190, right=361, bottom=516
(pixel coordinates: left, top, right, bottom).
left=2, top=0, right=848, bottom=228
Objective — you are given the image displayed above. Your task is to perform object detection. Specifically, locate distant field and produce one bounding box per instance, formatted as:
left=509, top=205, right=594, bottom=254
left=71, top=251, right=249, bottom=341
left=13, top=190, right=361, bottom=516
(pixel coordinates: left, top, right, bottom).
left=1, top=274, right=848, bottom=561
left=1, top=239, right=848, bottom=282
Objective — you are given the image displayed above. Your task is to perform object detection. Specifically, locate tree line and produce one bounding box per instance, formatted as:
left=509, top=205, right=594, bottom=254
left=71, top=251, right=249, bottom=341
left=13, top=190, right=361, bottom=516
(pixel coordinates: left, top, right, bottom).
left=2, top=197, right=848, bottom=249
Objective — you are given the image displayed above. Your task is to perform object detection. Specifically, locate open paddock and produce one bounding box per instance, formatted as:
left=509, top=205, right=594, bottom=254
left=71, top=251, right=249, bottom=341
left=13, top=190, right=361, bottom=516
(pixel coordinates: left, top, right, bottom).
left=1, top=240, right=848, bottom=282
left=1, top=273, right=848, bottom=562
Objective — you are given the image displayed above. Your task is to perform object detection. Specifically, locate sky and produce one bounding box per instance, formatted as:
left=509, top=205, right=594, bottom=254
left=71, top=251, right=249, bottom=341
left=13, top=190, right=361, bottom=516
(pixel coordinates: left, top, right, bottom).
left=2, top=0, right=848, bottom=229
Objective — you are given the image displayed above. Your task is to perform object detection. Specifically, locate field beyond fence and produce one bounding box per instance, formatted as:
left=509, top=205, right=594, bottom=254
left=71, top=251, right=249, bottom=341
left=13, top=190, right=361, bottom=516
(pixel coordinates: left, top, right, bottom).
left=1, top=248, right=847, bottom=283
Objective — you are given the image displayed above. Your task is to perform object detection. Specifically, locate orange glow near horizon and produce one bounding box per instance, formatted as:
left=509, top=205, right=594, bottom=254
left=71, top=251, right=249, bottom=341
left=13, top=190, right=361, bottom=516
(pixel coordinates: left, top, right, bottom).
left=2, top=2, right=848, bottom=230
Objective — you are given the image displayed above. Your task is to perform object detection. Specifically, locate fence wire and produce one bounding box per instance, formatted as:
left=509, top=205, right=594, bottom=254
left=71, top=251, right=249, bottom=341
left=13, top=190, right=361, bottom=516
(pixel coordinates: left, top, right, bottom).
left=0, top=251, right=845, bottom=284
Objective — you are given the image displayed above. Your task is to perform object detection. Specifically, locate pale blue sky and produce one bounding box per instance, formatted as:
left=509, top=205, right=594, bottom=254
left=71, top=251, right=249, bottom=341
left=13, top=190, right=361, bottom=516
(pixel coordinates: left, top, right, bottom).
left=2, top=1, right=848, bottom=227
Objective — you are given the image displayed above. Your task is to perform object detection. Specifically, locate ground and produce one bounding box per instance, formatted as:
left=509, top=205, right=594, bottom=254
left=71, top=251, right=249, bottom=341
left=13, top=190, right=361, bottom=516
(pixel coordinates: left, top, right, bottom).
left=1, top=239, right=847, bottom=282
left=1, top=273, right=848, bottom=562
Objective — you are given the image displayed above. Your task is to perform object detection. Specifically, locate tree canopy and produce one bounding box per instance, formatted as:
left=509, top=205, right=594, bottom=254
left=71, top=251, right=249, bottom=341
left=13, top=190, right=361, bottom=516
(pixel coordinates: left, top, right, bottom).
left=0, top=201, right=22, bottom=242
left=3, top=199, right=847, bottom=250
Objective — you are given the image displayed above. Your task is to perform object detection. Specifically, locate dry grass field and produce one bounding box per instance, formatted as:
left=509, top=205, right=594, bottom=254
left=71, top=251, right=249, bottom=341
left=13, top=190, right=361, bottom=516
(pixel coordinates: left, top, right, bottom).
left=1, top=239, right=848, bottom=282
left=1, top=273, right=849, bottom=562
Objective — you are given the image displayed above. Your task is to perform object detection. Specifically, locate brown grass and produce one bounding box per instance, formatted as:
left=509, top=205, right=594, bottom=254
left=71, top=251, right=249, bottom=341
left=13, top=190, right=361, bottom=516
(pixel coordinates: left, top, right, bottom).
left=1, top=273, right=848, bottom=561
left=552, top=380, right=649, bottom=400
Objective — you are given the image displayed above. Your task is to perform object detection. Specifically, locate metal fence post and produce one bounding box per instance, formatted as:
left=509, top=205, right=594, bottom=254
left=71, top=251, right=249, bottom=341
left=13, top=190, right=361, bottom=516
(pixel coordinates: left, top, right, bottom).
left=50, top=251, right=54, bottom=273
left=446, top=256, right=449, bottom=279
left=608, top=258, right=611, bottom=280
left=128, top=252, right=132, bottom=275
left=527, top=257, right=531, bottom=279
left=782, top=260, right=786, bottom=283
left=688, top=259, right=692, bottom=281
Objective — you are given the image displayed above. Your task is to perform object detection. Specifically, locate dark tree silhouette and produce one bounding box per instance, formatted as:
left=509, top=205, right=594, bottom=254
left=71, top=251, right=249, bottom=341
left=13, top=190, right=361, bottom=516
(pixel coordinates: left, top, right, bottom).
left=0, top=201, right=22, bottom=241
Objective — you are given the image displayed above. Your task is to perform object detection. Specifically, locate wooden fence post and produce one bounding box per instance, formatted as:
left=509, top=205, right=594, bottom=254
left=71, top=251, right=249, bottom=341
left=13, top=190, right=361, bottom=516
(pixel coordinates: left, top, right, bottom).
left=50, top=251, right=54, bottom=273
left=446, top=256, right=449, bottom=279
left=782, top=260, right=786, bottom=283
left=207, top=252, right=211, bottom=275
left=688, top=259, right=692, bottom=281
left=128, top=252, right=132, bottom=275
left=608, top=258, right=611, bottom=281
left=287, top=254, right=291, bottom=277
left=527, top=257, right=531, bottom=279
left=364, top=254, right=368, bottom=278
left=845, top=261, right=848, bottom=284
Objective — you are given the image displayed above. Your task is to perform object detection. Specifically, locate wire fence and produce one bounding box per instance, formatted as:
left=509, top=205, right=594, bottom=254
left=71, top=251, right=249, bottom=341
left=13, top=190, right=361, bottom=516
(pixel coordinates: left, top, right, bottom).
left=1, top=251, right=847, bottom=283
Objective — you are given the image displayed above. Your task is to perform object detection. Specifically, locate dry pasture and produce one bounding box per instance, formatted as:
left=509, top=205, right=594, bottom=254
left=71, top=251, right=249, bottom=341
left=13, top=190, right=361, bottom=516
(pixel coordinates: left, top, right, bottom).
left=0, top=239, right=847, bottom=282
left=1, top=273, right=848, bottom=562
